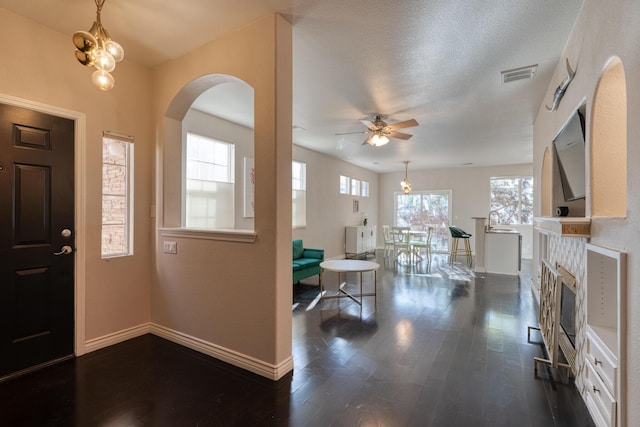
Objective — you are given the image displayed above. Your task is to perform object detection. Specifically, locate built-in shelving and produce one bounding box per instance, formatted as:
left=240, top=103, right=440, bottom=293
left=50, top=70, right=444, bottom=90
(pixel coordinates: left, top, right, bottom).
left=584, top=243, right=626, bottom=427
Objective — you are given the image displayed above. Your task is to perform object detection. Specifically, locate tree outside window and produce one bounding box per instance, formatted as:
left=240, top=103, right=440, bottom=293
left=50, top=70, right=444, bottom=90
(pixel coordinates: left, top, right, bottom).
left=395, top=190, right=451, bottom=252
left=490, top=176, right=533, bottom=225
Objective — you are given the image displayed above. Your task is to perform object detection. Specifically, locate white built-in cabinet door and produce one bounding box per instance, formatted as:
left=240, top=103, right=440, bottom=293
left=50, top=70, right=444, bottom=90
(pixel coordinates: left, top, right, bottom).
left=345, top=225, right=376, bottom=256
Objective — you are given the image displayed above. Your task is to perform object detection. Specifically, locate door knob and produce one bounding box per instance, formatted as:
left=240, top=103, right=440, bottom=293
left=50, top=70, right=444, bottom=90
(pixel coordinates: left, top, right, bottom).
left=53, top=245, right=73, bottom=255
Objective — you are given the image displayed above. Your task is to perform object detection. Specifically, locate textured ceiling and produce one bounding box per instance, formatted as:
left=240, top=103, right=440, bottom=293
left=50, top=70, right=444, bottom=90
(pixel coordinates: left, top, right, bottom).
left=0, top=0, right=584, bottom=172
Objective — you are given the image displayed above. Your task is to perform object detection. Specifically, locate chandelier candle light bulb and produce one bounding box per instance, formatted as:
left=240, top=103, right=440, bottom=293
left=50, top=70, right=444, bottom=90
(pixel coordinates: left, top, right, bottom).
left=72, top=0, right=124, bottom=90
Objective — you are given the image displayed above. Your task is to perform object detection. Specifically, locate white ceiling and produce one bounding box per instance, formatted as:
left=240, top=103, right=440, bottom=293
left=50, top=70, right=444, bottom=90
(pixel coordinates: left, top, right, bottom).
left=0, top=0, right=584, bottom=173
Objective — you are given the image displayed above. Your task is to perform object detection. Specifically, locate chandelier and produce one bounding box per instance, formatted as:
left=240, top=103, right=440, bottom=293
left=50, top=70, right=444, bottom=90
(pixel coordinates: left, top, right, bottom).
left=400, top=161, right=412, bottom=194
left=72, top=0, right=124, bottom=91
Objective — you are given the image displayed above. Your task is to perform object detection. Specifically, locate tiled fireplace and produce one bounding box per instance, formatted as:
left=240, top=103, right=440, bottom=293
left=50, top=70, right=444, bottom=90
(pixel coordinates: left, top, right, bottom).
left=535, top=217, right=626, bottom=426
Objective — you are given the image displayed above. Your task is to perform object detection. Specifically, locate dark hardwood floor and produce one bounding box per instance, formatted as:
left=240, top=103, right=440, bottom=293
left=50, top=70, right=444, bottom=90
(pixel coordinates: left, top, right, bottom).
left=0, top=254, right=594, bottom=426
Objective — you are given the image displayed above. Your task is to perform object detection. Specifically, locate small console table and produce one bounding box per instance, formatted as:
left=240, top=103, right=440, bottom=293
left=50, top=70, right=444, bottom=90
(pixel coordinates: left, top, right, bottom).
left=319, top=260, right=379, bottom=305
left=345, top=225, right=377, bottom=258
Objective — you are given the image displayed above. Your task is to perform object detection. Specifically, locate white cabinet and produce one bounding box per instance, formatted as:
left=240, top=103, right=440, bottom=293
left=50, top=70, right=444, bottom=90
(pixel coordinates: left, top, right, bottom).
left=345, top=225, right=376, bottom=258
left=484, top=231, right=521, bottom=275
left=584, top=243, right=626, bottom=427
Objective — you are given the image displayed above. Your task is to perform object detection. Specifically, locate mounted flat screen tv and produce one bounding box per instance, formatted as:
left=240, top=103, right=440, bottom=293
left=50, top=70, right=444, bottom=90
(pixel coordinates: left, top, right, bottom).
left=553, top=110, right=586, bottom=202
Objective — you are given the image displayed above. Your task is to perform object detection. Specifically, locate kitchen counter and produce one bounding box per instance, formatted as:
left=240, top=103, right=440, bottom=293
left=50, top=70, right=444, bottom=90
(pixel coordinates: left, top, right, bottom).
left=471, top=217, right=521, bottom=275
left=484, top=229, right=521, bottom=275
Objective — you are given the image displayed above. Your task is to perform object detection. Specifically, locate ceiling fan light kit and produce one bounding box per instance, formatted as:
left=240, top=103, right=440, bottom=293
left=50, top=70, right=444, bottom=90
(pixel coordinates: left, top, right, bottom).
left=370, top=132, right=390, bottom=146
left=72, top=0, right=124, bottom=90
left=336, top=114, right=419, bottom=147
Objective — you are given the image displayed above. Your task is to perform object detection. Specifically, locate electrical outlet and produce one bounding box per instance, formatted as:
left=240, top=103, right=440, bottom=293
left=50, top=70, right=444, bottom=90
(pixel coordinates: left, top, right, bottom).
left=163, top=241, right=177, bottom=254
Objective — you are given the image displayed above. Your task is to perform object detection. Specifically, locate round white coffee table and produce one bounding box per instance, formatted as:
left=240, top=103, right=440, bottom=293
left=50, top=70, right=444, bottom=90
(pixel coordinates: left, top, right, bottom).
left=319, top=259, right=379, bottom=305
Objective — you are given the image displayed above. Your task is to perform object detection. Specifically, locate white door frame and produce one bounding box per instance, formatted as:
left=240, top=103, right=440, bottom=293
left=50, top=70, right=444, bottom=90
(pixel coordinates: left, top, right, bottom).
left=0, top=94, right=87, bottom=356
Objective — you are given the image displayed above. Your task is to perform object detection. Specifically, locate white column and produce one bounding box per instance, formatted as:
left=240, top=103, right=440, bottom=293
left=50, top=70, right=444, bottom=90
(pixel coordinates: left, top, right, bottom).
left=472, top=217, right=487, bottom=273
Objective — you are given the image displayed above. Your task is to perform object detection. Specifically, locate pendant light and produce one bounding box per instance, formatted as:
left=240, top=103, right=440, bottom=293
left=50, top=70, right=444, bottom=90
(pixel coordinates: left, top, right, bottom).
left=72, top=0, right=124, bottom=90
left=400, top=161, right=412, bottom=194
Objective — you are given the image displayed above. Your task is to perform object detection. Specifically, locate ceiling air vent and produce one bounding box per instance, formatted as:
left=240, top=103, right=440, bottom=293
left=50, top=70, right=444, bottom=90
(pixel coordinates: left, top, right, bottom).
left=501, top=64, right=538, bottom=84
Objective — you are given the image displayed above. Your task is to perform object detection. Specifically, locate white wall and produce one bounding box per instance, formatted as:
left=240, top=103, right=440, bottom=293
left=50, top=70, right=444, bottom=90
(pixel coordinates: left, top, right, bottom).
left=533, top=0, right=640, bottom=423
left=292, top=145, right=379, bottom=261
left=379, top=164, right=534, bottom=259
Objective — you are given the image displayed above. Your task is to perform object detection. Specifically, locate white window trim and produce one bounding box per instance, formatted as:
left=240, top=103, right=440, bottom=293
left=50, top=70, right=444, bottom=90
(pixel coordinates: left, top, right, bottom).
left=361, top=180, right=370, bottom=197
left=293, top=160, right=307, bottom=228
left=101, top=131, right=134, bottom=259
left=351, top=178, right=361, bottom=196
left=339, top=175, right=350, bottom=195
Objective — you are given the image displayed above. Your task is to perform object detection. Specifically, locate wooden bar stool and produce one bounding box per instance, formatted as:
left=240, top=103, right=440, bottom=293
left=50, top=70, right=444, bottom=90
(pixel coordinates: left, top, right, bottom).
left=448, top=226, right=472, bottom=267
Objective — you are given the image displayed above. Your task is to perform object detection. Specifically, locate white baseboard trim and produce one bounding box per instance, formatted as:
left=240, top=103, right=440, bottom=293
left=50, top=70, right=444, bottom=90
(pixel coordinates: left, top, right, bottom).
left=150, top=323, right=293, bottom=381
left=84, top=323, right=151, bottom=354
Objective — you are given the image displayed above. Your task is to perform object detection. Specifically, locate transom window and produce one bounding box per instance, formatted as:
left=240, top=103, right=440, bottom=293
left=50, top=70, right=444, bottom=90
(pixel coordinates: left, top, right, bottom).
left=361, top=181, right=370, bottom=197
left=351, top=178, right=361, bottom=196
left=339, top=175, right=350, bottom=194
left=339, top=175, right=369, bottom=197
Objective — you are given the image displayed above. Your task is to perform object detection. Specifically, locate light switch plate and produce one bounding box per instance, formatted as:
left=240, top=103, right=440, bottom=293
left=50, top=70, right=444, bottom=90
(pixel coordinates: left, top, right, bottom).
left=163, top=241, right=177, bottom=254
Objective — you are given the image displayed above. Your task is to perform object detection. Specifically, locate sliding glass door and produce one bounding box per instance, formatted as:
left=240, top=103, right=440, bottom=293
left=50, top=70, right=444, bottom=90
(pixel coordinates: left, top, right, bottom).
left=395, top=190, right=452, bottom=253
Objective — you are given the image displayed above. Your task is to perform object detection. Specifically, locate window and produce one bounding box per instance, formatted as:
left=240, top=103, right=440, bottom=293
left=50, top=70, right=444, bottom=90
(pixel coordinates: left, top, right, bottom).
left=351, top=178, right=361, bottom=196
left=361, top=180, right=369, bottom=197
left=292, top=161, right=307, bottom=228
left=395, top=190, right=451, bottom=253
left=490, top=176, right=533, bottom=225
left=340, top=175, right=368, bottom=197
left=185, top=133, right=235, bottom=229
left=101, top=133, right=134, bottom=258
left=339, top=175, right=350, bottom=194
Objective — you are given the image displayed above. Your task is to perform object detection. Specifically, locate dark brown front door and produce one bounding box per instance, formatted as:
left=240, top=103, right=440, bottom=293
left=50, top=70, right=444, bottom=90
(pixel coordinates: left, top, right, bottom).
left=0, top=103, right=75, bottom=378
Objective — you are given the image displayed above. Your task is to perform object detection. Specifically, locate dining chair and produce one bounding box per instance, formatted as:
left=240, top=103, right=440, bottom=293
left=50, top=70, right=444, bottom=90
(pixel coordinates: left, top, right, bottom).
left=410, top=226, right=433, bottom=263
left=382, top=225, right=395, bottom=257
left=391, top=226, right=411, bottom=265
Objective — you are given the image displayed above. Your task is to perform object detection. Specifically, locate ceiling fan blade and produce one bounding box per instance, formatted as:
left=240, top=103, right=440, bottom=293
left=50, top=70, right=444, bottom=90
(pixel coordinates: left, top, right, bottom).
left=388, top=131, right=413, bottom=140
left=386, top=119, right=418, bottom=131
left=362, top=136, right=373, bottom=145
left=360, top=119, right=376, bottom=130
left=335, top=131, right=368, bottom=136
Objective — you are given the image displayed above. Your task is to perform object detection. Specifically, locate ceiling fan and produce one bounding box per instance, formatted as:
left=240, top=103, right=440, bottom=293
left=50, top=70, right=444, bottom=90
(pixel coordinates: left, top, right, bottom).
left=336, top=114, right=419, bottom=146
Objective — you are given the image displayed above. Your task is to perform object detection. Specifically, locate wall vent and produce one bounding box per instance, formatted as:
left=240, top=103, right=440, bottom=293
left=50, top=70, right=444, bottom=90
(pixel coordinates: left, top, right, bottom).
left=501, top=64, right=538, bottom=83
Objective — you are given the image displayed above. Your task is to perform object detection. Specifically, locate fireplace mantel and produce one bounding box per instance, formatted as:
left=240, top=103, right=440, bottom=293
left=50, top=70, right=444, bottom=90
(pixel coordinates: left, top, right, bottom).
left=534, top=217, right=591, bottom=237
